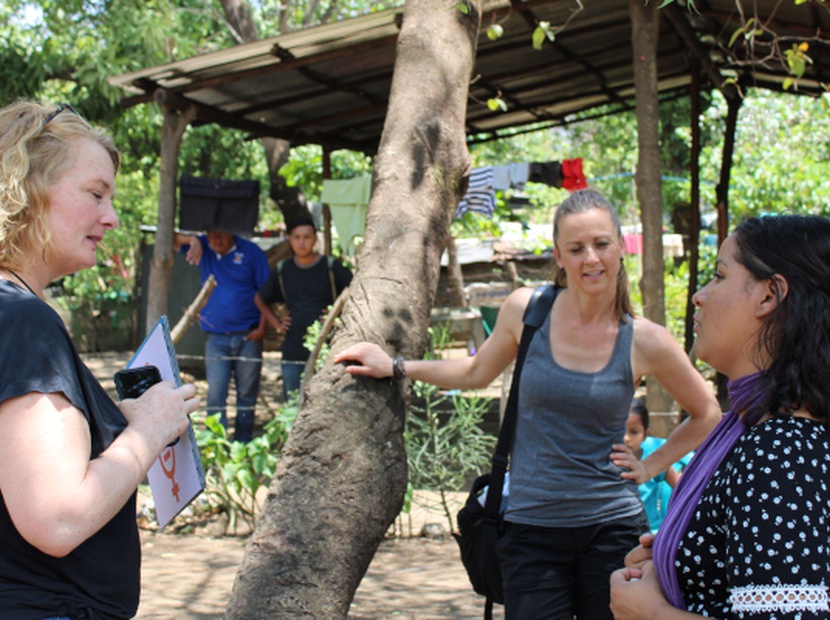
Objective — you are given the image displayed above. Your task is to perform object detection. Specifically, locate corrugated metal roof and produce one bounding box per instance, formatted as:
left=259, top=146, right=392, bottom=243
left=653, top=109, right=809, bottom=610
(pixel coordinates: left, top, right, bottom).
left=109, top=0, right=830, bottom=154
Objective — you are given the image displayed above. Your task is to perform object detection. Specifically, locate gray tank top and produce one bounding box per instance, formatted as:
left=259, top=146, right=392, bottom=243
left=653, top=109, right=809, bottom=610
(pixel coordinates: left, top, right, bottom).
left=505, top=311, right=643, bottom=527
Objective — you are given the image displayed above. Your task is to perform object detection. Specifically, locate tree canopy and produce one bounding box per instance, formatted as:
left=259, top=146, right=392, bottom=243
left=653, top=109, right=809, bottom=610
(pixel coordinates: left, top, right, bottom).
left=2, top=0, right=828, bottom=317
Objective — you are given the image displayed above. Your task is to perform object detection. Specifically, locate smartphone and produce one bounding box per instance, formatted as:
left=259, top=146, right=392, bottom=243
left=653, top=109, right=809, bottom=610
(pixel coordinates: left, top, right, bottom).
left=114, top=365, right=162, bottom=400
left=114, top=365, right=180, bottom=447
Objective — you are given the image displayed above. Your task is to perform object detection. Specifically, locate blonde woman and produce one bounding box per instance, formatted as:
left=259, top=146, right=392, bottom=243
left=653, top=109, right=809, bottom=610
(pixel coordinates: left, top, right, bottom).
left=0, top=101, right=199, bottom=620
left=336, top=188, right=720, bottom=619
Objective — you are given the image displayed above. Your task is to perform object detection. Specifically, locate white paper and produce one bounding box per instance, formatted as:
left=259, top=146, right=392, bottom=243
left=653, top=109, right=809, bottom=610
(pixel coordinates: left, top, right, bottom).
left=127, top=316, right=205, bottom=528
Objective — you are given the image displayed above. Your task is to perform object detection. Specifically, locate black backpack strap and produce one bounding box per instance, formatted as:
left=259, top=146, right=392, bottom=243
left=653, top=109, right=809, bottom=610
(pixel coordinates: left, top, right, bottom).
left=523, top=285, right=556, bottom=329
left=483, top=285, right=559, bottom=518
left=327, top=255, right=337, bottom=302
left=276, top=259, right=286, bottom=301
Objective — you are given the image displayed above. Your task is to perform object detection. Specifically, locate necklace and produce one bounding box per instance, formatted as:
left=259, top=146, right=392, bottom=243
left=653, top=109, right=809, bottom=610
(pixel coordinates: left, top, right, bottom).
left=6, top=268, right=37, bottom=297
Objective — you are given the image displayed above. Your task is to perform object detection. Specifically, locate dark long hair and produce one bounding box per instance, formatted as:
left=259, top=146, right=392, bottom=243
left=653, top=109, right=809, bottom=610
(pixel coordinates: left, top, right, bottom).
left=733, top=214, right=830, bottom=426
left=629, top=397, right=650, bottom=430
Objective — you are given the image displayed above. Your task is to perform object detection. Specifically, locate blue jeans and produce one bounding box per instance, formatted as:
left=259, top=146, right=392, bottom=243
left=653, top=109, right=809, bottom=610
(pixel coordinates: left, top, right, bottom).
left=205, top=332, right=263, bottom=443
left=281, top=359, right=305, bottom=402
left=498, top=512, right=649, bottom=620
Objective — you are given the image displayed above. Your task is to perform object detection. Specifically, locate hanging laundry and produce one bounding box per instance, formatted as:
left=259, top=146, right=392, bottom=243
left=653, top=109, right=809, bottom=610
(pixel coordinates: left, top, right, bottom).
left=455, top=166, right=496, bottom=219
left=561, top=158, right=588, bottom=191
left=622, top=233, right=643, bottom=255
left=508, top=162, right=530, bottom=189
left=528, top=161, right=564, bottom=188
left=492, top=165, right=511, bottom=191
left=492, top=162, right=531, bottom=190
left=321, top=176, right=372, bottom=256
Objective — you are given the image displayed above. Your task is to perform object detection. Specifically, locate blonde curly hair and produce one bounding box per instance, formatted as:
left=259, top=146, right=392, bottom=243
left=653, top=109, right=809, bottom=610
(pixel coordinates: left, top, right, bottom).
left=0, top=100, right=120, bottom=270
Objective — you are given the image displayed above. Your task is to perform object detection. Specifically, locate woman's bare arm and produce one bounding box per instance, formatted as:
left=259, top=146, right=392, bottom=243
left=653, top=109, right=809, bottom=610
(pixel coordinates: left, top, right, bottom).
left=334, top=287, right=535, bottom=390
left=624, top=318, right=721, bottom=484
left=0, top=382, right=198, bottom=557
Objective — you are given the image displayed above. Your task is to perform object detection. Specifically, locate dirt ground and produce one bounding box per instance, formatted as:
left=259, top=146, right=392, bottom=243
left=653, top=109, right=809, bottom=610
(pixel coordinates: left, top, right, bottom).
left=135, top=528, right=497, bottom=619
left=82, top=351, right=501, bottom=620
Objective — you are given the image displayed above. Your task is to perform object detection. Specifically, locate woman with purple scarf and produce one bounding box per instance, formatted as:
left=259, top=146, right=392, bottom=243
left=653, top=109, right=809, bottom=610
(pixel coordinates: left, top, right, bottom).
left=611, top=214, right=830, bottom=619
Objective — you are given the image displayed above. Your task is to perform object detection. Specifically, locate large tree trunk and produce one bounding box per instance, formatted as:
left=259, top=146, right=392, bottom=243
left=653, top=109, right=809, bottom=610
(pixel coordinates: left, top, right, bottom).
left=629, top=0, right=672, bottom=413
left=218, top=0, right=258, bottom=43
left=224, top=0, right=481, bottom=617
left=263, top=141, right=312, bottom=224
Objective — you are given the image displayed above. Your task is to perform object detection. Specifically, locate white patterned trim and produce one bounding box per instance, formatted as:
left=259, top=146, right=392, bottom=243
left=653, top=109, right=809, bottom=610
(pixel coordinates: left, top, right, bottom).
left=730, top=584, right=829, bottom=612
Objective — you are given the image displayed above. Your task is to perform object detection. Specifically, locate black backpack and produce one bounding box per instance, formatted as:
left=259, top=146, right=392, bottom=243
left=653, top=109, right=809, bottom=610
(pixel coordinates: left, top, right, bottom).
left=454, top=285, right=560, bottom=619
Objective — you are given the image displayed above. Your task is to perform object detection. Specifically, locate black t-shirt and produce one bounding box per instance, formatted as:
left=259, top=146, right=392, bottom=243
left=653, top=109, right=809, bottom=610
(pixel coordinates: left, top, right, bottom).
left=258, top=256, right=352, bottom=361
left=0, top=281, right=140, bottom=620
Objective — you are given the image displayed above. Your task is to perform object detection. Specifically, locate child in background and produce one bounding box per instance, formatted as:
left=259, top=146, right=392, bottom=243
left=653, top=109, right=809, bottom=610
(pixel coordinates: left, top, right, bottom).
left=624, top=398, right=691, bottom=533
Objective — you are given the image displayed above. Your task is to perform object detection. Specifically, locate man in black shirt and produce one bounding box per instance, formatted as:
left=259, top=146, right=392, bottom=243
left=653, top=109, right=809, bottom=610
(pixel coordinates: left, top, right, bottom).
left=256, top=217, right=353, bottom=400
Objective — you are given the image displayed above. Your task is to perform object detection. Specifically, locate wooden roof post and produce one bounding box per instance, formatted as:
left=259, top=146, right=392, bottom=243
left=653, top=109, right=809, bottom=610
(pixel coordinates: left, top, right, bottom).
left=145, top=91, right=196, bottom=336
left=445, top=235, right=467, bottom=307
left=322, top=147, right=332, bottom=256
left=685, top=57, right=702, bottom=356
left=631, top=0, right=674, bottom=414
left=716, top=96, right=742, bottom=247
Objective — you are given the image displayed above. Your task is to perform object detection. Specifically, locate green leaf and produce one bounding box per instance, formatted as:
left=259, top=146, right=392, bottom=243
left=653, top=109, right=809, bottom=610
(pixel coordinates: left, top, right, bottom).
left=532, top=22, right=553, bottom=50
left=204, top=414, right=226, bottom=436
left=236, top=468, right=257, bottom=492
left=532, top=27, right=545, bottom=50
left=783, top=77, right=793, bottom=90
left=250, top=451, right=274, bottom=476
left=229, top=441, right=248, bottom=462
left=791, top=58, right=806, bottom=78
left=728, top=25, right=746, bottom=48
left=486, top=97, right=508, bottom=112
left=486, top=24, right=503, bottom=41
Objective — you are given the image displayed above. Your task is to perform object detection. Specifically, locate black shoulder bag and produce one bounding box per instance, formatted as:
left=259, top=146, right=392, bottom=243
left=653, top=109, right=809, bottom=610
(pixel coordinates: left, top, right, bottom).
left=453, top=284, right=559, bottom=620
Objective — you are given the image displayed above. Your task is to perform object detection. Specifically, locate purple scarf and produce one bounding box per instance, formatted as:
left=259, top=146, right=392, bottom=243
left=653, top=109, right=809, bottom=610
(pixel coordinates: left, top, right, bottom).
left=652, top=372, right=766, bottom=609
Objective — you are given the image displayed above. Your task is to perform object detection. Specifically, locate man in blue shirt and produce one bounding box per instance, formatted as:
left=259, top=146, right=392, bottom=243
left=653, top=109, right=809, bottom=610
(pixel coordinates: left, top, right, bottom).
left=176, top=230, right=271, bottom=443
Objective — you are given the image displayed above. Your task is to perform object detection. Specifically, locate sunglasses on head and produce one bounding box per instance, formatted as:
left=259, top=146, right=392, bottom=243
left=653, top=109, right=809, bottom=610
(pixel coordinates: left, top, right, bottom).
left=42, top=103, right=79, bottom=127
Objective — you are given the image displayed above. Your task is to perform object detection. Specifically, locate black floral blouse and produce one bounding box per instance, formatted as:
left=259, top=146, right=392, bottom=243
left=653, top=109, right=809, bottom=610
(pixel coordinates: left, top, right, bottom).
left=676, top=415, right=830, bottom=619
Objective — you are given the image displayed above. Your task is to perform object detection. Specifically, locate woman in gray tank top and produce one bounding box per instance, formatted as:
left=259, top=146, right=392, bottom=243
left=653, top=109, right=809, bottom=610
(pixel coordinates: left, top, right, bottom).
left=336, top=188, right=721, bottom=619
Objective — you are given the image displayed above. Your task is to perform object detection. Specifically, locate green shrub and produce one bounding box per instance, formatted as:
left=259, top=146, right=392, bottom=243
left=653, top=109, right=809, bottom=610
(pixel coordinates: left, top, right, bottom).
left=189, top=320, right=497, bottom=537
left=404, top=325, right=497, bottom=533
left=193, top=402, right=298, bottom=534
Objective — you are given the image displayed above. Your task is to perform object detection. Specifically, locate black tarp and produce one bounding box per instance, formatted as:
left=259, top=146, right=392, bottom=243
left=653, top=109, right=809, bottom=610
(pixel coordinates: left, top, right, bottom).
left=179, top=175, right=260, bottom=234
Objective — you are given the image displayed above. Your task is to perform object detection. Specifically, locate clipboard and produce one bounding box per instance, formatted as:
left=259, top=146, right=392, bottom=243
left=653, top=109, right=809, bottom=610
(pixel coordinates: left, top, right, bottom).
left=126, top=316, right=206, bottom=527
